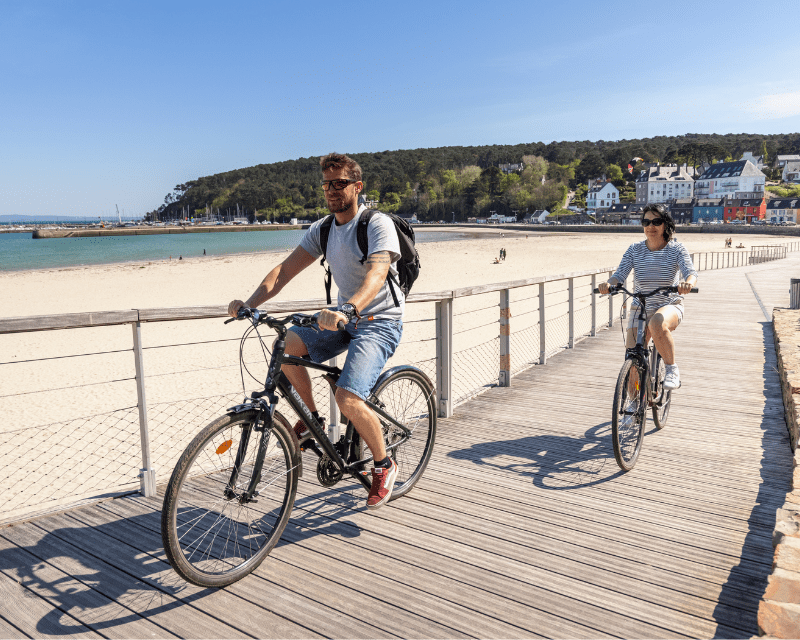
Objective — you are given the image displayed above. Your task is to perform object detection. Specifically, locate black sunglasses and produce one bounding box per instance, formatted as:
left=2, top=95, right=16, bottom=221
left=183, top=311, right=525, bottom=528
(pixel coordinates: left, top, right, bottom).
left=641, top=218, right=665, bottom=227
left=321, top=179, right=359, bottom=191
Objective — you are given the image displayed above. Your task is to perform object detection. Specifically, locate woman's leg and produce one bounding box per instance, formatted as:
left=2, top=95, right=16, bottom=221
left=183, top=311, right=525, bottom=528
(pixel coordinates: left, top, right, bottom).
left=648, top=306, right=682, bottom=365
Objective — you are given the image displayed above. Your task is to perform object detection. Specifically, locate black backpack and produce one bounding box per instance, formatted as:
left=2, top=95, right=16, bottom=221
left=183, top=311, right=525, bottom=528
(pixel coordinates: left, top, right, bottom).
left=319, top=210, right=420, bottom=307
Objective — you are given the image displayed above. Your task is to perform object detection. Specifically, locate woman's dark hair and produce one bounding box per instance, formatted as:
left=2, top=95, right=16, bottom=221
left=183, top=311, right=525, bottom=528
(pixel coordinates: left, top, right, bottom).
left=641, top=203, right=675, bottom=242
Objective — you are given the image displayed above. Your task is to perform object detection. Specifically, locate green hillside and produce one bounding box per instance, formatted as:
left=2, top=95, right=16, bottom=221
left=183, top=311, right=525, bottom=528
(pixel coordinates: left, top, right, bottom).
left=150, top=133, right=800, bottom=223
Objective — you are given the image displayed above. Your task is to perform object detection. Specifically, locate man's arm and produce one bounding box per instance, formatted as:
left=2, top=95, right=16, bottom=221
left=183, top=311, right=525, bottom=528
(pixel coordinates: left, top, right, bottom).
left=317, top=251, right=392, bottom=330
left=228, top=246, right=316, bottom=317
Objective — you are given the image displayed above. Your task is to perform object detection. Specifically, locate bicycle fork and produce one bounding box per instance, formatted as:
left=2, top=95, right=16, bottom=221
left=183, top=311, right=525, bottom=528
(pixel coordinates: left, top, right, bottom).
left=224, top=401, right=276, bottom=504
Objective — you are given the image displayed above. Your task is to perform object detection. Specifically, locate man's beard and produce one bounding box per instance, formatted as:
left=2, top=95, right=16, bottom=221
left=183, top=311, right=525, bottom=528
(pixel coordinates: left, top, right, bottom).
left=326, top=195, right=352, bottom=214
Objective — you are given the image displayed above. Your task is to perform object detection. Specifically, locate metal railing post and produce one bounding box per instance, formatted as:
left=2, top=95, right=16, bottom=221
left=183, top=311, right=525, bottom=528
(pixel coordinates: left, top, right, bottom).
left=591, top=274, right=597, bottom=336
left=568, top=277, right=575, bottom=348
left=539, top=283, right=546, bottom=364
left=132, top=321, right=156, bottom=497
left=327, top=355, right=340, bottom=440
left=435, top=298, right=453, bottom=418
left=499, top=289, right=511, bottom=386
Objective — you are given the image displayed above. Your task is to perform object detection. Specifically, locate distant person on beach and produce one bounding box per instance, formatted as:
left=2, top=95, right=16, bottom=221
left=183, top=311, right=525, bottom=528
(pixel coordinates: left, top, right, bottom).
left=203, top=249, right=206, bottom=255
left=598, top=204, right=697, bottom=391
left=228, top=152, right=403, bottom=510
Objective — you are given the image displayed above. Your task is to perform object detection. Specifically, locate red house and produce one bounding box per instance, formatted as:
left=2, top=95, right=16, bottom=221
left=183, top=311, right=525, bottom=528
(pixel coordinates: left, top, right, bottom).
left=724, top=197, right=766, bottom=222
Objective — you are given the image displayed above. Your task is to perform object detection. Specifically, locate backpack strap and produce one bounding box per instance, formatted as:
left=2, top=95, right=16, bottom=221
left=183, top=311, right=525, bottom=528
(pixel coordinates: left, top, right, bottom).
left=357, top=209, right=401, bottom=307
left=319, top=215, right=335, bottom=305
left=356, top=209, right=375, bottom=264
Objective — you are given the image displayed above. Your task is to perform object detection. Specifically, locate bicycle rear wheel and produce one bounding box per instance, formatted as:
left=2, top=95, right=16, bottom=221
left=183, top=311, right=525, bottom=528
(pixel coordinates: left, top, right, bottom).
left=361, top=369, right=437, bottom=499
left=161, top=409, right=298, bottom=587
left=650, top=349, right=672, bottom=430
left=612, top=359, right=647, bottom=471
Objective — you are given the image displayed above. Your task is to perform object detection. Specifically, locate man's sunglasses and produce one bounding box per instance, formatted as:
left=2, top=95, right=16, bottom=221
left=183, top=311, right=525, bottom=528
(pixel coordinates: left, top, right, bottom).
left=321, top=179, right=359, bottom=191
left=641, top=218, right=665, bottom=227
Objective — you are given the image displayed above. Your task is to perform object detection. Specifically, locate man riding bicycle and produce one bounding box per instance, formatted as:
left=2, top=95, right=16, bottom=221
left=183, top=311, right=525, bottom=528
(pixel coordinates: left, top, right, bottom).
left=228, top=152, right=402, bottom=510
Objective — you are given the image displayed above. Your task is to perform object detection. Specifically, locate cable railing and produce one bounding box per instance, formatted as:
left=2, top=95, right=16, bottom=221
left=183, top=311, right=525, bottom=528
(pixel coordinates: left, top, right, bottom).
left=0, top=240, right=795, bottom=523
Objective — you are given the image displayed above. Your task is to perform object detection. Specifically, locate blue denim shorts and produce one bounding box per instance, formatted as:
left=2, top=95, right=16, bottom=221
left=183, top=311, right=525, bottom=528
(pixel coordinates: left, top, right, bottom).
left=289, top=317, right=403, bottom=400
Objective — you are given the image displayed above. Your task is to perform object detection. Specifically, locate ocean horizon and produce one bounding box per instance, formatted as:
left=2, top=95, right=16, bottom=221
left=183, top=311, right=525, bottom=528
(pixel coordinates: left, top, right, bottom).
left=0, top=229, right=464, bottom=272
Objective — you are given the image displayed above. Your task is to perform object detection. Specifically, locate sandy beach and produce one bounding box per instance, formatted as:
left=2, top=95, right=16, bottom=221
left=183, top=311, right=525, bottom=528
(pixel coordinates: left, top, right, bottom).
left=0, top=227, right=792, bottom=518
left=0, top=228, right=787, bottom=424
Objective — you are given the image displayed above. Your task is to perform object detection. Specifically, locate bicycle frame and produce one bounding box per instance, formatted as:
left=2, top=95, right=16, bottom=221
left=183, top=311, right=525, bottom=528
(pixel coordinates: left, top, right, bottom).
left=225, top=315, right=413, bottom=501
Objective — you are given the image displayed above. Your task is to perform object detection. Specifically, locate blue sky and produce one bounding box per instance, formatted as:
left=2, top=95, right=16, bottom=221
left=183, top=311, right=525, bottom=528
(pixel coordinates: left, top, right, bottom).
left=2, top=0, right=799, bottom=217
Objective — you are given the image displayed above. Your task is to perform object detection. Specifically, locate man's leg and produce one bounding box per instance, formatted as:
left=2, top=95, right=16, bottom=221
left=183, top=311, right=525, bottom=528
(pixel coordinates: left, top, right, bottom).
left=282, top=331, right=317, bottom=412
left=335, top=387, right=386, bottom=459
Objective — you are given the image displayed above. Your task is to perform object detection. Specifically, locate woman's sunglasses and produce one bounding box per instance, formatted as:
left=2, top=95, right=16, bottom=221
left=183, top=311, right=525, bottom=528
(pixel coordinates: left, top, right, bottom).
left=641, top=218, right=665, bottom=227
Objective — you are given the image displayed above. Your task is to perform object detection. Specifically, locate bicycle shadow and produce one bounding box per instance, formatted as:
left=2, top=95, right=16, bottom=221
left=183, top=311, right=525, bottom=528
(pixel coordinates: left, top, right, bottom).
left=447, top=421, right=626, bottom=489
left=0, top=510, right=214, bottom=637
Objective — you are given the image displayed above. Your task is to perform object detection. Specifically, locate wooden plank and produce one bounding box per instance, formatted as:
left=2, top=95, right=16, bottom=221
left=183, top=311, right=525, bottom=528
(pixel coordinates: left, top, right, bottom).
left=0, top=535, right=102, bottom=638
left=0, top=524, right=171, bottom=639
left=0, top=310, right=138, bottom=334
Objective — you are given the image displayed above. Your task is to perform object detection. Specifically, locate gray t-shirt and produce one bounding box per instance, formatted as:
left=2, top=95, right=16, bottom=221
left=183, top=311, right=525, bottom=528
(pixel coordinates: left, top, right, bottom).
left=300, top=205, right=404, bottom=319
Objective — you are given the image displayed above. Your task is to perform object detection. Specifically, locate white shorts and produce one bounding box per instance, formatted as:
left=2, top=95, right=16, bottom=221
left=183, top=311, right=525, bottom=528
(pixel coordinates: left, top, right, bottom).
left=626, top=303, right=684, bottom=331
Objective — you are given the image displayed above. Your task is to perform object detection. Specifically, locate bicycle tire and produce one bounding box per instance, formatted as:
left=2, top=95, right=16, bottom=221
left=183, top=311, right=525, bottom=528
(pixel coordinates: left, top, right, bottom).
left=360, top=369, right=437, bottom=499
left=161, top=409, right=298, bottom=587
left=650, top=350, right=672, bottom=430
left=611, top=359, right=647, bottom=471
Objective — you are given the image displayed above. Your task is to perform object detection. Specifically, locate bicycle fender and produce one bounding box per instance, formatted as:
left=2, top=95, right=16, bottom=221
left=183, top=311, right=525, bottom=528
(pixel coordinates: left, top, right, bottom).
left=226, top=404, right=304, bottom=478
left=371, top=365, right=434, bottom=395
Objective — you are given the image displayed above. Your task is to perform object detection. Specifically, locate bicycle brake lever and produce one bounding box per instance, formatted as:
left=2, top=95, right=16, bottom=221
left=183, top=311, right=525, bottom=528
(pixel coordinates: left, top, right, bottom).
left=224, top=317, right=235, bottom=324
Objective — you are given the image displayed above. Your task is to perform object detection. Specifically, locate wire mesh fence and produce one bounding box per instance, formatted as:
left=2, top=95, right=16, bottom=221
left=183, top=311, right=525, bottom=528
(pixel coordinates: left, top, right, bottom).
left=2, top=242, right=796, bottom=521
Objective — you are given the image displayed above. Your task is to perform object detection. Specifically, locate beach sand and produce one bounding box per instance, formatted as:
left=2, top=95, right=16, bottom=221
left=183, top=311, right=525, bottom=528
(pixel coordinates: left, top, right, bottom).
left=0, top=228, right=788, bottom=518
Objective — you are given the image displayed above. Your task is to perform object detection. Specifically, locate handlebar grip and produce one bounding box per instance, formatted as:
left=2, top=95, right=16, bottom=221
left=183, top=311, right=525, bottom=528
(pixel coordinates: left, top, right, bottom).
left=593, top=288, right=600, bottom=294
left=337, top=321, right=346, bottom=332
left=690, top=287, right=699, bottom=293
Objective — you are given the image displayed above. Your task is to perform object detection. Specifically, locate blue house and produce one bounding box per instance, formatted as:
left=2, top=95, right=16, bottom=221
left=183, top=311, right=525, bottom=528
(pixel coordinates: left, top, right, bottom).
left=692, top=198, right=725, bottom=223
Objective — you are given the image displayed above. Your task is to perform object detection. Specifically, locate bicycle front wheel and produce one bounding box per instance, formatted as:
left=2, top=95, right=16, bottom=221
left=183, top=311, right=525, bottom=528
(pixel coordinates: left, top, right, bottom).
left=612, top=359, right=647, bottom=471
left=161, top=409, right=298, bottom=588
left=364, top=369, right=437, bottom=499
left=650, top=350, right=672, bottom=430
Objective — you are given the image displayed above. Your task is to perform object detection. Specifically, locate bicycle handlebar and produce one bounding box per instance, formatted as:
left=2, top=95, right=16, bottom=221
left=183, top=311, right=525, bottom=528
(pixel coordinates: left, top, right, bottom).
left=225, top=307, right=348, bottom=332
left=593, top=285, right=698, bottom=295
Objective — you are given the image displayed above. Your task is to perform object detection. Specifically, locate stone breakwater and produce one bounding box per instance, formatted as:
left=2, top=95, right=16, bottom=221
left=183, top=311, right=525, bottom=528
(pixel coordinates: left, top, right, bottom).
left=32, top=224, right=306, bottom=239
left=760, top=308, right=800, bottom=637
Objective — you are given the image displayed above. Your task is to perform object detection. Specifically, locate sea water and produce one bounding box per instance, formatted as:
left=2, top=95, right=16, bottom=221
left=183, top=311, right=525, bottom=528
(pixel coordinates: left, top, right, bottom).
left=0, top=229, right=463, bottom=271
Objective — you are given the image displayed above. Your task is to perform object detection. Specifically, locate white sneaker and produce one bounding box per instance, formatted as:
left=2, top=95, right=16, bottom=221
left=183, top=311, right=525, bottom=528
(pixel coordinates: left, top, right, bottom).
left=663, top=365, right=681, bottom=390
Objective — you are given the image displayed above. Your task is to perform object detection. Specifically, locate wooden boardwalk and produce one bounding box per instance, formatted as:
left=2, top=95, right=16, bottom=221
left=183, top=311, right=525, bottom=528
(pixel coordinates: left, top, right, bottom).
left=0, top=254, right=797, bottom=638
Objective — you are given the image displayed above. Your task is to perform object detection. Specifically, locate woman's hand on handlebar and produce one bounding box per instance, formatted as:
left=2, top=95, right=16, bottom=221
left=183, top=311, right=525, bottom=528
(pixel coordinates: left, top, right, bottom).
left=318, top=308, right=348, bottom=332
left=598, top=281, right=613, bottom=295
left=677, top=281, right=695, bottom=295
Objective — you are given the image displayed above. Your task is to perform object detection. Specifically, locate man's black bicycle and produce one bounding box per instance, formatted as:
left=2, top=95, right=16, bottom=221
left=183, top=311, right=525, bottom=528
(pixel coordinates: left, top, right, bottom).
left=160, top=308, right=436, bottom=587
left=595, top=284, right=697, bottom=471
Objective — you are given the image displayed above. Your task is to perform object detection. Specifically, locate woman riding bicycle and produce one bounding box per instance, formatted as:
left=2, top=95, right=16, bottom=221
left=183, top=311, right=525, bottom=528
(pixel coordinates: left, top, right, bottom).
left=598, top=204, right=698, bottom=390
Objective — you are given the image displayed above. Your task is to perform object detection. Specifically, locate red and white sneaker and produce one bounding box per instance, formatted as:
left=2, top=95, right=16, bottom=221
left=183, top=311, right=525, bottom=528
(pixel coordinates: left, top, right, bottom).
left=293, top=421, right=313, bottom=449
left=366, top=459, right=398, bottom=510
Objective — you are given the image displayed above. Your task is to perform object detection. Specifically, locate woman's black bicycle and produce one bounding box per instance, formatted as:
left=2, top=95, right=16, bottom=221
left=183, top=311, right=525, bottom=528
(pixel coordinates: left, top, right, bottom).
left=160, top=308, right=436, bottom=587
left=595, top=284, right=697, bottom=471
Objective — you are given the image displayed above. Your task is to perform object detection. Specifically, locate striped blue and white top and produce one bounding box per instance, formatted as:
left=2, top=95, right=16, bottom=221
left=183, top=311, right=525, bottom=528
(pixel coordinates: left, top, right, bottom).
left=612, top=240, right=697, bottom=312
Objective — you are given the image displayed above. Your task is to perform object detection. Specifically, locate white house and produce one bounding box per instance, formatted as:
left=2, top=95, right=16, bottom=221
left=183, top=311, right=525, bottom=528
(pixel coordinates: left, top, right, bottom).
left=766, top=198, right=799, bottom=224
left=694, top=160, right=765, bottom=200
left=776, top=155, right=800, bottom=168
left=586, top=180, right=618, bottom=211
left=741, top=152, right=766, bottom=170
left=524, top=209, right=550, bottom=223
left=635, top=164, right=694, bottom=204
left=782, top=161, right=800, bottom=183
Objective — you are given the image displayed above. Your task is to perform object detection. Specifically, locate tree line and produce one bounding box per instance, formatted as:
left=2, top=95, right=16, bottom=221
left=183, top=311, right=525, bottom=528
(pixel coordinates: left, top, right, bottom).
left=148, top=132, right=800, bottom=223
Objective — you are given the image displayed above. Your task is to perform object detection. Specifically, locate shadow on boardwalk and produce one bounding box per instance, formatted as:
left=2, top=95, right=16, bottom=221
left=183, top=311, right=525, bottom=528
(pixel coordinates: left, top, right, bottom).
left=711, top=321, right=790, bottom=638
left=447, top=421, right=627, bottom=489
